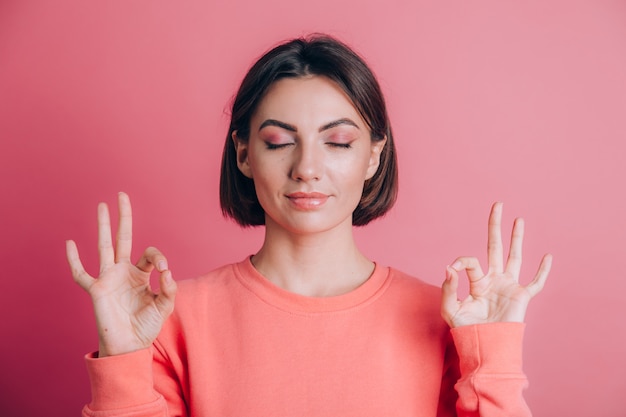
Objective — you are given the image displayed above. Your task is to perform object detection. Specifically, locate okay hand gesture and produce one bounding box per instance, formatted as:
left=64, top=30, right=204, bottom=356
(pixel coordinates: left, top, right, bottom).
left=66, top=192, right=177, bottom=357
left=441, top=202, right=552, bottom=328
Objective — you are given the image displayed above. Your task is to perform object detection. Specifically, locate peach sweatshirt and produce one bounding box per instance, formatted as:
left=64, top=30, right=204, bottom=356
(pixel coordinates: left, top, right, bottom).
left=83, top=258, right=531, bottom=417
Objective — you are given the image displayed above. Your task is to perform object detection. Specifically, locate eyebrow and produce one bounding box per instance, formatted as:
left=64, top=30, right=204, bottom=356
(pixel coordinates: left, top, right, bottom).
left=258, top=118, right=360, bottom=133
left=259, top=119, right=297, bottom=132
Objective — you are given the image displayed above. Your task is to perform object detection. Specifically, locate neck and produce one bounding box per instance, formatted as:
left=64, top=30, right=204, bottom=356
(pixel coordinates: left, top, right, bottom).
left=251, top=219, right=374, bottom=297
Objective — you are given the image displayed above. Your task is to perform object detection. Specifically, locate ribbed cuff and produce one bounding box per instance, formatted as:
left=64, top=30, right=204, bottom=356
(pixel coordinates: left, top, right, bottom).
left=451, top=322, right=525, bottom=376
left=85, top=348, right=160, bottom=410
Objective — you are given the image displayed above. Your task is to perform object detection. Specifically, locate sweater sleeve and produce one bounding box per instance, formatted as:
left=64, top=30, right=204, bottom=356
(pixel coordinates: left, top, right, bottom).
left=82, top=348, right=171, bottom=417
left=450, top=322, right=532, bottom=417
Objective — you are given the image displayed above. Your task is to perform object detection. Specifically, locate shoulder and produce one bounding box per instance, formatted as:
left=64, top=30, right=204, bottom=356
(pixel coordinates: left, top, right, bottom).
left=176, top=262, right=239, bottom=293
left=382, top=266, right=443, bottom=314
left=158, top=260, right=250, bottom=339
left=169, top=260, right=252, bottom=317
left=386, top=267, right=442, bottom=296
left=374, top=266, right=449, bottom=340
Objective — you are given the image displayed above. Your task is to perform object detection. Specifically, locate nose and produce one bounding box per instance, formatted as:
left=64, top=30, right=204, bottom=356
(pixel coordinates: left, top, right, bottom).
left=290, top=142, right=323, bottom=182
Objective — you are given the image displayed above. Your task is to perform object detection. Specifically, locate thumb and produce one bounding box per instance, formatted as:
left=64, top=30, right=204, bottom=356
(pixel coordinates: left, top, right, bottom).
left=441, top=266, right=459, bottom=326
left=155, top=269, right=177, bottom=318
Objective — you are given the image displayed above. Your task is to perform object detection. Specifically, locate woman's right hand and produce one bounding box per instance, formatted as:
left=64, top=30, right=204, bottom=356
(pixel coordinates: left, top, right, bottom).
left=66, top=192, right=177, bottom=357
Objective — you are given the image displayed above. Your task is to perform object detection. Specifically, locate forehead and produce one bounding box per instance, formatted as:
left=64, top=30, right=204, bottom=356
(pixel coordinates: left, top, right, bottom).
left=251, top=76, right=366, bottom=128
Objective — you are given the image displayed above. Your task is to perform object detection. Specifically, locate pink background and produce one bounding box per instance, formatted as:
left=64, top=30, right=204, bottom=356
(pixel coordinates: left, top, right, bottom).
left=1, top=1, right=625, bottom=415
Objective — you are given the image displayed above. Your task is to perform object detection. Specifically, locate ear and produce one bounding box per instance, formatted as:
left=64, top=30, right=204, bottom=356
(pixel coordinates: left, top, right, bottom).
left=232, top=131, right=253, bottom=178
left=365, top=136, right=387, bottom=180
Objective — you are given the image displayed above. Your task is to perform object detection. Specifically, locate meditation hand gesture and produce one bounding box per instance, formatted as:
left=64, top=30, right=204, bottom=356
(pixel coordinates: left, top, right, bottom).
left=441, top=202, right=552, bottom=328
left=66, top=192, right=177, bottom=357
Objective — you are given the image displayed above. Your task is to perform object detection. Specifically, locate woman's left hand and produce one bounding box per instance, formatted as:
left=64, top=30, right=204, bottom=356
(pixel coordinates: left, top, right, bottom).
left=441, top=202, right=552, bottom=328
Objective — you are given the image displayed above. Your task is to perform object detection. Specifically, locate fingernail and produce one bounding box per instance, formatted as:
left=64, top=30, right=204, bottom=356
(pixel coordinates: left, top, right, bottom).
left=451, top=261, right=461, bottom=270
left=158, top=260, right=167, bottom=271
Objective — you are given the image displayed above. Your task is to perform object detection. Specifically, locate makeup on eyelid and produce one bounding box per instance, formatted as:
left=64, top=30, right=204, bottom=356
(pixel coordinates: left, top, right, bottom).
left=325, top=131, right=356, bottom=145
left=261, top=129, right=357, bottom=146
left=261, top=131, right=294, bottom=148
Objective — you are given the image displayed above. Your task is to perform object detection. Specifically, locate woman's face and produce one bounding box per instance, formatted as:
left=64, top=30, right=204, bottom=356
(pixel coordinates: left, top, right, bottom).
left=234, top=76, right=386, bottom=235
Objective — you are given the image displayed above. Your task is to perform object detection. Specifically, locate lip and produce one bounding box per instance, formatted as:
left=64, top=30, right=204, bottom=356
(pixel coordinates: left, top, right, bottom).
left=285, top=192, right=329, bottom=210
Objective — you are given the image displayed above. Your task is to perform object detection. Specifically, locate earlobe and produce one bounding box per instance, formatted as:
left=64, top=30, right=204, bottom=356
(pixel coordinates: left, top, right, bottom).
left=232, top=131, right=253, bottom=178
left=365, top=136, right=387, bottom=180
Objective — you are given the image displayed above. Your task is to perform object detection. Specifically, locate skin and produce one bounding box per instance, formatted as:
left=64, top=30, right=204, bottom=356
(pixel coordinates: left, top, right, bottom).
left=66, top=76, right=552, bottom=357
left=66, top=193, right=176, bottom=357
left=441, top=202, right=552, bottom=327
left=232, top=76, right=386, bottom=296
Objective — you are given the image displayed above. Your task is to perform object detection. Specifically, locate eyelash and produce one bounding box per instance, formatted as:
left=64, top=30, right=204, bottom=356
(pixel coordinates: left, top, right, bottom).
left=327, top=142, right=352, bottom=149
left=264, top=142, right=352, bottom=150
left=265, top=142, right=293, bottom=150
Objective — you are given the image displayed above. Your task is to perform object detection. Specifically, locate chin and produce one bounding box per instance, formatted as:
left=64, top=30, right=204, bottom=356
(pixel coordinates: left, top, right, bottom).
left=268, top=214, right=354, bottom=236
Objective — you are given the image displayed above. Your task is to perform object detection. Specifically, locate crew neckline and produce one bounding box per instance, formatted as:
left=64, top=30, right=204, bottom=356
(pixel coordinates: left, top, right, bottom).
left=233, top=256, right=392, bottom=314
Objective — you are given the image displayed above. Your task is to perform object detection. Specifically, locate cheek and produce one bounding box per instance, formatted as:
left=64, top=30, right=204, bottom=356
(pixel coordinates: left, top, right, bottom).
left=247, top=145, right=281, bottom=176
left=247, top=155, right=284, bottom=198
left=329, top=151, right=372, bottom=180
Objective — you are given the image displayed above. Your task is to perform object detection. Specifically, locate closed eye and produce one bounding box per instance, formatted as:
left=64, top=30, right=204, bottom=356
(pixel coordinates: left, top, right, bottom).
left=326, top=142, right=352, bottom=149
left=265, top=142, right=294, bottom=150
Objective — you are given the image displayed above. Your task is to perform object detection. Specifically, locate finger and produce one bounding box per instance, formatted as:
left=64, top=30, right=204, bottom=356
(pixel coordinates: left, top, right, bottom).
left=66, top=240, right=95, bottom=290
left=526, top=253, right=552, bottom=297
left=115, top=192, right=133, bottom=262
left=441, top=266, right=460, bottom=326
left=135, top=246, right=168, bottom=273
left=505, top=217, right=524, bottom=279
left=487, top=202, right=504, bottom=273
left=154, top=269, right=177, bottom=318
left=97, top=202, right=115, bottom=272
left=450, top=256, right=485, bottom=282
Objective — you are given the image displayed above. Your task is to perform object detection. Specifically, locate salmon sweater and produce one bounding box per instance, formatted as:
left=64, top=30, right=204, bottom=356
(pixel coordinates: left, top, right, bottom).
left=82, top=258, right=532, bottom=417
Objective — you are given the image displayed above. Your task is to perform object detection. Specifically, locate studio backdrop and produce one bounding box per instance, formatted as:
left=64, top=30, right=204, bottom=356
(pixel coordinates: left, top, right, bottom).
left=0, top=1, right=624, bottom=416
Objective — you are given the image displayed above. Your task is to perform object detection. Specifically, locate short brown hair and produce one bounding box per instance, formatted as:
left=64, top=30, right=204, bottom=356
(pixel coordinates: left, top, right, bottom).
left=220, top=34, right=398, bottom=227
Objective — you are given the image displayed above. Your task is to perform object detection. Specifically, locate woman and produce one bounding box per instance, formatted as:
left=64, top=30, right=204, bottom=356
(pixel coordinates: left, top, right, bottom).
left=67, top=35, right=552, bottom=417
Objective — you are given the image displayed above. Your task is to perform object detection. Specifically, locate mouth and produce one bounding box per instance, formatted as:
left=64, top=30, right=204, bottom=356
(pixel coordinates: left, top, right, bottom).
left=285, top=192, right=329, bottom=210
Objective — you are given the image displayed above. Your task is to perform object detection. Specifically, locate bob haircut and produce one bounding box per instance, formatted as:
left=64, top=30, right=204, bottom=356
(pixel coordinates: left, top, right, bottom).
left=220, top=34, right=398, bottom=227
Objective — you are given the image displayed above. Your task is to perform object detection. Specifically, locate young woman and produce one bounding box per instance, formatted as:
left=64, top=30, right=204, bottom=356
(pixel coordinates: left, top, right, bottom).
left=67, top=35, right=552, bottom=417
